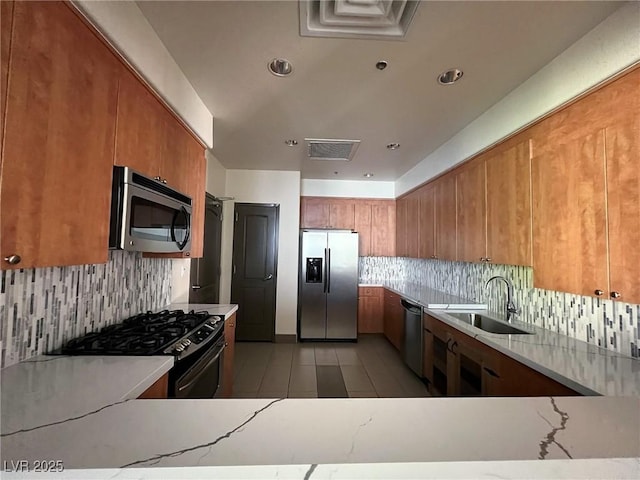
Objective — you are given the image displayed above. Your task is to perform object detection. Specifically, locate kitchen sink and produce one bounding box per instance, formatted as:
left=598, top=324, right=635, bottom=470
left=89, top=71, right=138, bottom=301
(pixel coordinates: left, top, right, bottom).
left=445, top=312, right=533, bottom=335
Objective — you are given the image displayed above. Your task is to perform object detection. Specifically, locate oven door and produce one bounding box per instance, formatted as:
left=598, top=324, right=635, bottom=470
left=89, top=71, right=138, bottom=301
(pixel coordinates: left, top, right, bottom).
left=172, top=336, right=226, bottom=399
left=121, top=183, right=192, bottom=253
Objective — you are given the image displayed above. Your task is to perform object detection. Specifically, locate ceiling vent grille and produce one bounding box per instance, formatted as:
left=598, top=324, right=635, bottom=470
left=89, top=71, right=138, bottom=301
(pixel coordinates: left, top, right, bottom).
left=306, top=138, right=361, bottom=161
left=300, top=0, right=419, bottom=40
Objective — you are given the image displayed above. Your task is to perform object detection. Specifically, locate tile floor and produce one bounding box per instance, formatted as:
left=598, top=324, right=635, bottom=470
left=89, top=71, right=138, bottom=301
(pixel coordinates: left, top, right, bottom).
left=231, top=334, right=430, bottom=399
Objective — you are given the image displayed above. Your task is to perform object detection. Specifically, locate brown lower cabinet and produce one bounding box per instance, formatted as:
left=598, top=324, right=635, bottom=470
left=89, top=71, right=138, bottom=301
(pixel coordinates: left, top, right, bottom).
left=423, top=313, right=579, bottom=397
left=137, top=373, right=169, bottom=399
left=220, top=312, right=237, bottom=398
left=383, top=289, right=404, bottom=352
left=358, top=287, right=384, bottom=333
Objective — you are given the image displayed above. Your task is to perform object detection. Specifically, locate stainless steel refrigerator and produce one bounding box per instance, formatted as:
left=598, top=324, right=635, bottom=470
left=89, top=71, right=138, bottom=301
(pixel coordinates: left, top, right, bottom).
left=298, top=230, right=359, bottom=340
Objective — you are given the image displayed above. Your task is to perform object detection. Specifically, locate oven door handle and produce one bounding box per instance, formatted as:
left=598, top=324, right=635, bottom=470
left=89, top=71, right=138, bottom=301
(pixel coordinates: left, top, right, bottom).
left=177, top=342, right=226, bottom=394
left=171, top=206, right=191, bottom=251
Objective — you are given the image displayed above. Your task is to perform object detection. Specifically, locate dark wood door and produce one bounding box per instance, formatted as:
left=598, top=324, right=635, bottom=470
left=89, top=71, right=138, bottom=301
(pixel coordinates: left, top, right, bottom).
left=190, top=195, right=223, bottom=303
left=231, top=204, right=279, bottom=341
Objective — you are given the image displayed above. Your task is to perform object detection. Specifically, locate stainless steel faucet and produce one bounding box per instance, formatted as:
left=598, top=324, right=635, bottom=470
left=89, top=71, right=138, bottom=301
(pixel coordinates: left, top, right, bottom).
left=485, top=275, right=519, bottom=321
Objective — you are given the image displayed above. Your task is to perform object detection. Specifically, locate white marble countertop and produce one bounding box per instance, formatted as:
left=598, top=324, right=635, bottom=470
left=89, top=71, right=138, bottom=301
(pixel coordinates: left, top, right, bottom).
left=1, top=396, right=638, bottom=471
left=0, top=355, right=173, bottom=436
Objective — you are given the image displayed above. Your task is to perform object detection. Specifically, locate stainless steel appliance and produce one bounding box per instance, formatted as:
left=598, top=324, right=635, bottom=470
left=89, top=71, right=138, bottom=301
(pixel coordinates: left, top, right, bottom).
left=60, top=310, right=225, bottom=398
left=109, top=166, right=192, bottom=253
left=401, top=298, right=423, bottom=376
left=298, top=230, right=358, bottom=340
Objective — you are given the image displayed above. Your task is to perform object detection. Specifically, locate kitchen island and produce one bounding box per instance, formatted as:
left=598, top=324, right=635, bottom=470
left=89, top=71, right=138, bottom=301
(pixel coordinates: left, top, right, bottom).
left=1, top=302, right=639, bottom=478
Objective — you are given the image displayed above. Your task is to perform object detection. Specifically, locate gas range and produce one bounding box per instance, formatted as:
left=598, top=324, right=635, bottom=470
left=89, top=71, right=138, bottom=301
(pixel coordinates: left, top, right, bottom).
left=61, top=310, right=224, bottom=361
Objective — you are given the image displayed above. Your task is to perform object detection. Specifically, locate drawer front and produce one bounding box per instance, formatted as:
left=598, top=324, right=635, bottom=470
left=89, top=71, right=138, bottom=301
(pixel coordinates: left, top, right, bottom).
left=359, top=286, right=382, bottom=297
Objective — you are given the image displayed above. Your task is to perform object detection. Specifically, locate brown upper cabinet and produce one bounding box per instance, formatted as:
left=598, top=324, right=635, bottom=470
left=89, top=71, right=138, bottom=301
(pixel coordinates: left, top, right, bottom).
left=485, top=139, right=533, bottom=266
left=1, top=2, right=120, bottom=269
left=455, top=157, right=486, bottom=263
left=370, top=201, right=396, bottom=257
left=418, top=184, right=436, bottom=259
left=405, top=190, right=421, bottom=258
left=532, top=68, right=640, bottom=303
left=301, top=197, right=395, bottom=256
left=300, top=197, right=354, bottom=229
left=434, top=173, right=457, bottom=261
left=395, top=196, right=408, bottom=257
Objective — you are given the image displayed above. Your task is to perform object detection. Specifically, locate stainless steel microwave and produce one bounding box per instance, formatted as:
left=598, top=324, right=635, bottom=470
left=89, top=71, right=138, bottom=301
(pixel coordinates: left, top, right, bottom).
left=109, top=166, right=192, bottom=253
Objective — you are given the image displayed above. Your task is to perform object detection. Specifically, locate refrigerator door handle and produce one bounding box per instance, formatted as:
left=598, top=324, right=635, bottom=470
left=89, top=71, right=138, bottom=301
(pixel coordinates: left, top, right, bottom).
left=326, top=248, right=331, bottom=294
left=323, top=248, right=328, bottom=293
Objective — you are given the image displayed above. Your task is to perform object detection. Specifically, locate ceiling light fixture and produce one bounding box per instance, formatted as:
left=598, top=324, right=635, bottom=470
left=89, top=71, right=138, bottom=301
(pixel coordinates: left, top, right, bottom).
left=438, top=68, right=463, bottom=85
left=386, top=143, right=400, bottom=150
left=376, top=60, right=388, bottom=70
left=364, top=173, right=374, bottom=178
left=268, top=58, right=293, bottom=77
left=284, top=139, right=298, bottom=146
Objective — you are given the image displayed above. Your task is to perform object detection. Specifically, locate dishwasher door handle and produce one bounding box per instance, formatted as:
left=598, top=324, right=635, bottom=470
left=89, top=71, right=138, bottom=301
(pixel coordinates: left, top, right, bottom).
left=400, top=299, right=422, bottom=314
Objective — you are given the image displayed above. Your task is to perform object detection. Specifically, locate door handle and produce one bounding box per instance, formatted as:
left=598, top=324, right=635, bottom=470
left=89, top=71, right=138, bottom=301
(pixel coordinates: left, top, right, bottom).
left=326, top=248, right=331, bottom=294
left=191, top=285, right=201, bottom=290
left=263, top=274, right=273, bottom=281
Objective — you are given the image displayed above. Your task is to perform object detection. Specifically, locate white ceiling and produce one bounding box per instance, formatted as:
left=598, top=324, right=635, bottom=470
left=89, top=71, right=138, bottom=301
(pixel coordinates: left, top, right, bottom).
left=137, top=1, right=623, bottom=181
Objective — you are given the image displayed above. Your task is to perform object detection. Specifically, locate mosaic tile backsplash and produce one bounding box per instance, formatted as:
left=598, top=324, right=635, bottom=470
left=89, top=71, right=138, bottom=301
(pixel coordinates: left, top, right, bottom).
left=359, top=257, right=640, bottom=359
left=0, top=251, right=172, bottom=368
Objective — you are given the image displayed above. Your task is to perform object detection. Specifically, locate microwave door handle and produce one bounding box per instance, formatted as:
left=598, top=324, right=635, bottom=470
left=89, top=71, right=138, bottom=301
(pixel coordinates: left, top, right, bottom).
left=171, top=206, right=191, bottom=250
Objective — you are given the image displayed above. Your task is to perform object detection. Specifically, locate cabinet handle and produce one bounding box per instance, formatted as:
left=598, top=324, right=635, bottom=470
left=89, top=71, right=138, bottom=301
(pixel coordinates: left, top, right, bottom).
left=594, top=289, right=604, bottom=296
left=191, top=285, right=201, bottom=290
left=4, top=254, right=21, bottom=265
left=450, top=341, right=458, bottom=354
left=162, top=179, right=167, bottom=184
left=446, top=338, right=453, bottom=350
left=479, top=257, right=486, bottom=262
left=424, top=328, right=432, bottom=334
left=430, top=255, right=437, bottom=259
left=154, top=176, right=161, bottom=181
left=485, top=257, right=491, bottom=263
left=610, top=291, right=621, bottom=299
left=483, top=367, right=500, bottom=378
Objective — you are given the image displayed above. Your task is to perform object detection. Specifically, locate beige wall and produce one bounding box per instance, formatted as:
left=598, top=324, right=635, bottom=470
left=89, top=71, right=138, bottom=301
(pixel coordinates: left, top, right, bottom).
left=301, top=179, right=395, bottom=198
left=222, top=170, right=301, bottom=335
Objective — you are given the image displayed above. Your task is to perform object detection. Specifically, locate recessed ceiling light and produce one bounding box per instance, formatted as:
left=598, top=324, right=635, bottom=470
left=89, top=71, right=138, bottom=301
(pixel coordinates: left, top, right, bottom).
left=386, top=143, right=400, bottom=150
left=375, top=60, right=388, bottom=71
left=284, top=139, right=298, bottom=146
left=438, top=68, right=463, bottom=85
left=364, top=173, right=374, bottom=178
left=268, top=58, right=293, bottom=77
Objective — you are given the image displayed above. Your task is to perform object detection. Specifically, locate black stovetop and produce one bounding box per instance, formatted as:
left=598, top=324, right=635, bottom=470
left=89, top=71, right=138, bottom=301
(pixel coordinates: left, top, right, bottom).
left=61, top=310, right=215, bottom=356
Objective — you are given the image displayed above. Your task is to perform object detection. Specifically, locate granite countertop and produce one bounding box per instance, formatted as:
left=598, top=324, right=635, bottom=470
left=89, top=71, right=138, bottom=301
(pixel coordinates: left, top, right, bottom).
left=374, top=280, right=640, bottom=396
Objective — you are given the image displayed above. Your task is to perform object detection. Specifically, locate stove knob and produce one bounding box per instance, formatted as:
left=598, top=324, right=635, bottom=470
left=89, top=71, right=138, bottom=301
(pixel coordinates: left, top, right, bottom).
left=175, top=345, right=184, bottom=352
left=184, top=339, right=192, bottom=346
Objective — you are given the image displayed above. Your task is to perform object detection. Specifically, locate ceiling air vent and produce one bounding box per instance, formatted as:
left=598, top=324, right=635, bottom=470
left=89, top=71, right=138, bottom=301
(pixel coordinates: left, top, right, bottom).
left=299, top=0, right=419, bottom=40
left=306, top=138, right=361, bottom=161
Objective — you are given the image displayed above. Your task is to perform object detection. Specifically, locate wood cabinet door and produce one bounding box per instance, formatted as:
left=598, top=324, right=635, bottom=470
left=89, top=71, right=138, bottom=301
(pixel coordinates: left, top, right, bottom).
left=114, top=68, right=164, bottom=178
left=161, top=119, right=195, bottom=194
left=486, top=139, right=533, bottom=266
left=300, top=197, right=329, bottom=228
left=371, top=200, right=396, bottom=256
left=1, top=1, right=119, bottom=269
left=456, top=158, right=486, bottom=263
left=187, top=142, right=206, bottom=258
left=357, top=290, right=383, bottom=333
left=605, top=108, right=640, bottom=304
left=222, top=313, right=236, bottom=398
left=419, top=184, right=436, bottom=259
left=422, top=321, right=434, bottom=384
left=405, top=190, right=420, bottom=258
left=434, top=173, right=457, bottom=261
left=1, top=0, right=14, bottom=151
left=395, top=197, right=408, bottom=257
left=329, top=199, right=355, bottom=229
left=354, top=201, right=372, bottom=256
left=531, top=125, right=609, bottom=297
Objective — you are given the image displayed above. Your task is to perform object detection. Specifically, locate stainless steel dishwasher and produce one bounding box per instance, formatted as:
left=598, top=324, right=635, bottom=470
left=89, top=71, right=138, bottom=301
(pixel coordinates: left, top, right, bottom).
left=401, top=298, right=423, bottom=376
